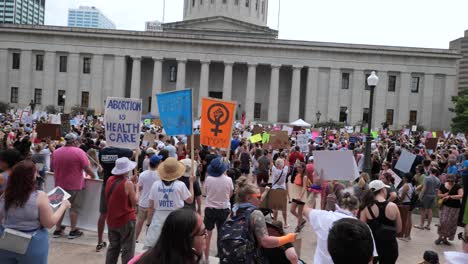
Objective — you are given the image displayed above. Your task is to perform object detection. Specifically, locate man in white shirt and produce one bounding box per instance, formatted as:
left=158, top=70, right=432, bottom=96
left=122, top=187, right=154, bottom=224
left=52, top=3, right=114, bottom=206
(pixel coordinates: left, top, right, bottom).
left=135, top=155, right=162, bottom=242
left=164, top=139, right=177, bottom=158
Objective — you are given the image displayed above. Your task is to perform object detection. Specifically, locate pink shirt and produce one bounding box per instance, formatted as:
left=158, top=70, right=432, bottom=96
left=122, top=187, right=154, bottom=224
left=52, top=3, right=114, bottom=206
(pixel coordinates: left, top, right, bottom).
left=128, top=254, right=142, bottom=264
left=51, top=145, right=89, bottom=190
left=204, top=175, right=233, bottom=209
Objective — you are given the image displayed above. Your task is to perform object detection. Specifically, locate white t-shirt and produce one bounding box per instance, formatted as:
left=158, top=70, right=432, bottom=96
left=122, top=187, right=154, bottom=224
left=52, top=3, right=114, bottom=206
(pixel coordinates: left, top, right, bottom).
left=444, top=251, right=468, bottom=264
left=272, top=166, right=288, bottom=190
left=138, top=170, right=160, bottom=208
left=204, top=175, right=234, bottom=209
left=309, top=209, right=378, bottom=264
left=39, top=148, right=51, bottom=170
left=148, top=180, right=190, bottom=211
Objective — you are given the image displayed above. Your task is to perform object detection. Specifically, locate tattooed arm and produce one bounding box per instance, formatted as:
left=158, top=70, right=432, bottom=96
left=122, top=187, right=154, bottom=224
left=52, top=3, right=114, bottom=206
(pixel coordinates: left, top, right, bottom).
left=251, top=210, right=296, bottom=248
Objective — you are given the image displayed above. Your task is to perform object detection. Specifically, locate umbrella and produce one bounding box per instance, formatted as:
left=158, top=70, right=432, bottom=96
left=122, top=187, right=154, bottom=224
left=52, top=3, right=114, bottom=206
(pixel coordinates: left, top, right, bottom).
left=290, top=119, right=311, bottom=127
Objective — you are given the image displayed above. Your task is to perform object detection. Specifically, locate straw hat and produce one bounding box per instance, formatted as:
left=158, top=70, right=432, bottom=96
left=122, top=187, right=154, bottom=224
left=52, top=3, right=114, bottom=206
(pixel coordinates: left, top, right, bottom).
left=157, top=157, right=186, bottom=181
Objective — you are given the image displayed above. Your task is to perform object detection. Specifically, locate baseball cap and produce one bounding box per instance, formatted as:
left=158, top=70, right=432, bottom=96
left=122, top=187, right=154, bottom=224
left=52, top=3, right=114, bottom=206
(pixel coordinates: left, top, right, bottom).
left=146, top=147, right=156, bottom=155
left=149, top=155, right=163, bottom=166
left=64, top=133, right=78, bottom=142
left=369, top=180, right=390, bottom=192
left=308, top=156, right=314, bottom=161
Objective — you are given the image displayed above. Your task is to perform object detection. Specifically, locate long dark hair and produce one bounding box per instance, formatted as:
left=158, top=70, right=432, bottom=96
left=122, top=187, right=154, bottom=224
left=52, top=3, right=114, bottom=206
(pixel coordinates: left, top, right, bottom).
left=359, top=189, right=381, bottom=213
left=136, top=209, right=200, bottom=264
left=4, top=160, right=37, bottom=211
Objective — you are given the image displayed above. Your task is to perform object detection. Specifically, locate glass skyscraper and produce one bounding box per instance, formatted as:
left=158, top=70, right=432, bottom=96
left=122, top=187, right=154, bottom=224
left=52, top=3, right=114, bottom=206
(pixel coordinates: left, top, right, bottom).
left=68, top=6, right=116, bottom=30
left=0, top=0, right=45, bottom=24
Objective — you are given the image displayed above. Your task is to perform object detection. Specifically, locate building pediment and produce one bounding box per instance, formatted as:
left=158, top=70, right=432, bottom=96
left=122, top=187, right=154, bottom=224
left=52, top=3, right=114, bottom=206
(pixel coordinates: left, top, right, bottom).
left=162, top=16, right=278, bottom=39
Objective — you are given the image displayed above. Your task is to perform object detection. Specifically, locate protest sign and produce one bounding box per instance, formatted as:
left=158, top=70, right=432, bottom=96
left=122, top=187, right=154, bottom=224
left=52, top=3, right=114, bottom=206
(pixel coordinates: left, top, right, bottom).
left=387, top=169, right=402, bottom=187
left=263, top=131, right=289, bottom=150
left=250, top=134, right=262, bottom=143
left=262, top=133, right=270, bottom=144
left=36, top=123, right=61, bottom=140
left=157, top=89, right=192, bottom=136
left=49, top=114, right=61, bottom=125
left=104, top=97, right=142, bottom=149
left=242, top=131, right=252, bottom=139
left=311, top=131, right=320, bottom=140
left=411, top=125, right=417, bottom=132
left=315, top=136, right=323, bottom=143
left=345, top=126, right=354, bottom=133
left=395, top=149, right=416, bottom=173
left=313, top=150, right=359, bottom=181
left=252, top=125, right=263, bottom=135
left=425, top=138, right=438, bottom=151
left=193, top=119, right=201, bottom=129
left=60, top=114, right=71, bottom=134
left=187, top=134, right=201, bottom=150
left=200, top=98, right=236, bottom=149
left=142, top=133, right=156, bottom=147
left=47, top=187, right=71, bottom=208
left=296, top=134, right=309, bottom=152
left=349, top=136, right=358, bottom=144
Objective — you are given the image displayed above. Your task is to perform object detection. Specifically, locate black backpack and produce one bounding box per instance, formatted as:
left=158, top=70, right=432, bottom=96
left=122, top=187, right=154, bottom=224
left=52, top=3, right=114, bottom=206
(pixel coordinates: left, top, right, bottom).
left=218, top=207, right=261, bottom=264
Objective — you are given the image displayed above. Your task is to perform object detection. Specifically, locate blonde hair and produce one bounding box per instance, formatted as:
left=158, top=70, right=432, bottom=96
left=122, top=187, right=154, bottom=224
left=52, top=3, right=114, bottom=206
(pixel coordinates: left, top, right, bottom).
left=235, top=176, right=259, bottom=203
left=275, top=158, right=284, bottom=168
left=87, top=149, right=99, bottom=165
left=338, top=192, right=359, bottom=211
left=358, top=173, right=370, bottom=188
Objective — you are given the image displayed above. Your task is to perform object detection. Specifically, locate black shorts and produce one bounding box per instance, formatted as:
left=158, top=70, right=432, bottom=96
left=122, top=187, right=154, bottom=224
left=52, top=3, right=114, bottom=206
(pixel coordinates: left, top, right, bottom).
left=99, top=184, right=107, bottom=214
left=291, top=199, right=305, bottom=205
left=204, top=208, right=231, bottom=231
left=256, top=171, right=269, bottom=186
left=240, top=168, right=250, bottom=175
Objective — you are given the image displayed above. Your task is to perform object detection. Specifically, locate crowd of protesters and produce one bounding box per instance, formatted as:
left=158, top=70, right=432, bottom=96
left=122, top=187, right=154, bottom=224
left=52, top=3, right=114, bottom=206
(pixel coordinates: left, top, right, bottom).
left=0, top=111, right=467, bottom=264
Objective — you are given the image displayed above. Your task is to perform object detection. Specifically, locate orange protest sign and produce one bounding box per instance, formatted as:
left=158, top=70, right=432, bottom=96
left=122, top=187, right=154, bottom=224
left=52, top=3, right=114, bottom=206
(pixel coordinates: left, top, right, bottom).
left=200, top=97, right=237, bottom=149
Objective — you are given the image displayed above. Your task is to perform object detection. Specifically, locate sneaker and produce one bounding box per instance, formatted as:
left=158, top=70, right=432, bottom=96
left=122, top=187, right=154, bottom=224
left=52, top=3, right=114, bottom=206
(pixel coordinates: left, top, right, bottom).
left=68, top=229, right=84, bottom=239
left=53, top=226, right=66, bottom=238
left=442, top=240, right=452, bottom=246
left=434, top=238, right=443, bottom=245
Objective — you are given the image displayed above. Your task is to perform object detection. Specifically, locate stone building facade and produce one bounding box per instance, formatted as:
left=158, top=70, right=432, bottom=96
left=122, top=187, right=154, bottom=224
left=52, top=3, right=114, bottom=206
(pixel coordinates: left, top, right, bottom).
left=0, top=0, right=461, bottom=130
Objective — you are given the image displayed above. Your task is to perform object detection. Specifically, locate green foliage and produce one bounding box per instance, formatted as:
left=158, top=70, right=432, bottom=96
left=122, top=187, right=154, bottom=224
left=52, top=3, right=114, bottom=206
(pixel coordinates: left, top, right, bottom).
left=71, top=105, right=95, bottom=117
left=44, top=105, right=58, bottom=114
left=451, top=90, right=468, bottom=133
left=315, top=119, right=345, bottom=129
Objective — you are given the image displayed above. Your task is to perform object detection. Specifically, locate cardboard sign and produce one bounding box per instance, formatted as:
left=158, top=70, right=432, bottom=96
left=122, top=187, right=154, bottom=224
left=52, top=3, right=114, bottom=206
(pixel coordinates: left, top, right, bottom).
left=296, top=134, right=309, bottom=152
left=250, top=134, right=262, bottom=143
left=387, top=169, right=402, bottom=187
left=104, top=97, right=142, bottom=149
left=60, top=114, right=71, bottom=135
left=425, top=138, right=438, bottom=151
left=142, top=133, right=157, bottom=147
left=47, top=187, right=71, bottom=208
left=252, top=125, right=263, bottom=135
left=49, top=114, right=61, bottom=125
left=263, top=131, right=289, bottom=150
left=200, top=98, right=237, bottom=149
left=187, top=134, right=201, bottom=150
left=313, top=150, right=359, bottom=181
left=156, top=89, right=193, bottom=136
left=153, top=118, right=162, bottom=127
left=36, top=123, right=61, bottom=140
left=395, top=149, right=416, bottom=173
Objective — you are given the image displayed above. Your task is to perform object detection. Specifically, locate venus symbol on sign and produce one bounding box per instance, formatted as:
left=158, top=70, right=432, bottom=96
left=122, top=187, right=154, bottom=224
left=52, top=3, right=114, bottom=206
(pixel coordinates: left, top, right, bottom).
left=207, top=103, right=229, bottom=137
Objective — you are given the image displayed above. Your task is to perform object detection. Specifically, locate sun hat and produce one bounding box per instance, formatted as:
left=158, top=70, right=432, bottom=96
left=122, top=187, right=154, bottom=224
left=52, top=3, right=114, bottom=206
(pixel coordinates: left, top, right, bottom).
left=157, top=157, right=186, bottom=181
left=149, top=155, right=163, bottom=166
left=111, top=157, right=137, bottom=175
left=146, top=147, right=156, bottom=155
left=207, top=157, right=228, bottom=177
left=369, top=180, right=390, bottom=192
left=180, top=158, right=197, bottom=177
left=308, top=156, right=314, bottom=161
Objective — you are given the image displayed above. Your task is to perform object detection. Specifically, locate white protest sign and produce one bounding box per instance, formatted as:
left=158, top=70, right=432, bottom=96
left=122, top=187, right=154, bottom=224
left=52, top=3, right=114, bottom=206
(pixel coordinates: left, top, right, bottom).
left=242, top=131, right=252, bottom=139
left=387, top=169, right=402, bottom=187
left=282, top=126, right=293, bottom=136
left=296, top=134, right=309, bottom=152
left=411, top=125, right=417, bottom=132
left=104, top=97, right=142, bottom=149
left=49, top=114, right=61, bottom=124
left=313, top=150, right=359, bottom=181
left=345, top=126, right=354, bottom=133
left=394, top=149, right=416, bottom=173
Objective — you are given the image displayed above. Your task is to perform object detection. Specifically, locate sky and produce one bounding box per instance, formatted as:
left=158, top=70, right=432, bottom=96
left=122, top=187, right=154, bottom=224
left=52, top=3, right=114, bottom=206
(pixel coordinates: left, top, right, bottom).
left=45, top=0, right=468, bottom=49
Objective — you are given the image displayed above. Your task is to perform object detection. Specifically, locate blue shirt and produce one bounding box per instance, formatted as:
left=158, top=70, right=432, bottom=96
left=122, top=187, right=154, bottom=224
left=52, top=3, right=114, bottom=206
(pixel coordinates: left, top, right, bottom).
left=448, top=165, right=458, bottom=175
left=462, top=159, right=468, bottom=177
left=230, top=139, right=240, bottom=152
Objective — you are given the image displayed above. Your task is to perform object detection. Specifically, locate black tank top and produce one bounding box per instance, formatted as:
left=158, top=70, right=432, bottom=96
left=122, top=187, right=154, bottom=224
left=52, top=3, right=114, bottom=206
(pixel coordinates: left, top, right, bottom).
left=367, top=201, right=397, bottom=241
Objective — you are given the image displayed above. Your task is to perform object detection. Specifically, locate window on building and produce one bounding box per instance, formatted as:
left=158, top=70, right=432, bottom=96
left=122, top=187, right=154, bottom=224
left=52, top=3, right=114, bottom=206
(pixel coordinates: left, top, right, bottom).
left=339, top=107, right=348, bottom=123
left=36, top=54, right=44, bottom=71
left=411, top=76, right=420, bottom=93
left=409, top=110, right=417, bottom=126
left=254, top=103, right=261, bottom=119
left=364, top=73, right=371, bottom=90
left=223, top=0, right=227, bottom=3
left=10, top=87, right=18, bottom=103
left=235, top=0, right=239, bottom=5
left=200, top=0, right=203, bottom=5
left=209, top=91, right=223, bottom=99
left=211, top=0, right=214, bottom=3
left=261, top=1, right=265, bottom=13
left=386, top=109, right=394, bottom=125
left=169, top=65, right=177, bottom=82
left=34, top=88, right=42, bottom=105
left=12, top=53, right=20, bottom=69
left=362, top=108, right=369, bottom=124
left=388, top=75, right=396, bottom=92
left=83, top=57, right=91, bottom=74
left=148, top=96, right=152, bottom=113
left=255, top=0, right=259, bottom=10
left=58, top=90, right=66, bottom=106
left=341, top=72, right=350, bottom=89
left=59, top=56, right=67, bottom=72
left=81, top=91, right=89, bottom=108
left=246, top=0, right=249, bottom=7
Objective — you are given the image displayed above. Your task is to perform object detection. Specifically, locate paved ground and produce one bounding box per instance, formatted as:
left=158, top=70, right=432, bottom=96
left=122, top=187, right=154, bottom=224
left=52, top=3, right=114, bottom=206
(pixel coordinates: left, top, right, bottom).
left=48, top=211, right=465, bottom=264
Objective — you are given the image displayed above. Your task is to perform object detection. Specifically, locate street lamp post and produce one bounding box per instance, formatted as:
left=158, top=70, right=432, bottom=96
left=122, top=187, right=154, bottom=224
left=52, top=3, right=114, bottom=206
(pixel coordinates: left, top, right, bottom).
left=316, top=111, right=321, bottom=123
left=363, top=71, right=379, bottom=175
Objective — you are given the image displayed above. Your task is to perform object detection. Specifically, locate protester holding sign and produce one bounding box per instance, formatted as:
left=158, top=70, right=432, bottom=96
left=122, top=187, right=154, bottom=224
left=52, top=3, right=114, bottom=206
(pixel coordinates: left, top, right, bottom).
left=0, top=161, right=71, bottom=263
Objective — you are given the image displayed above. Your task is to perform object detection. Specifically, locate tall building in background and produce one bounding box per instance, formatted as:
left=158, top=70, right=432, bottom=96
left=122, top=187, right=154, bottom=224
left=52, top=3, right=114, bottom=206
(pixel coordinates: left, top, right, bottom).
left=145, top=20, right=162, bottom=32
left=0, top=0, right=45, bottom=24
left=68, top=6, right=116, bottom=29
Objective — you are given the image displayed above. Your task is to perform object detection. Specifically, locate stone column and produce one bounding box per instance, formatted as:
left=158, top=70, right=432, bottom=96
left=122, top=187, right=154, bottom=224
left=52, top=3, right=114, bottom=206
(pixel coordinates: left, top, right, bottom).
left=442, top=75, right=457, bottom=130
left=397, top=72, right=411, bottom=129
left=19, top=49, right=32, bottom=106
left=42, top=51, right=56, bottom=107
left=289, top=65, right=302, bottom=121
left=152, top=58, right=163, bottom=116
left=350, top=70, right=364, bottom=125
left=327, top=68, right=340, bottom=122
left=222, top=62, right=233, bottom=101
left=245, top=63, right=257, bottom=121
left=0, top=49, right=9, bottom=103
left=113, top=55, right=127, bottom=98
left=198, top=60, right=210, bottom=116
left=130, top=56, right=141, bottom=99
left=305, top=67, right=319, bottom=123
left=268, top=64, right=281, bottom=123
left=66, top=53, right=80, bottom=110
left=421, top=74, right=434, bottom=129
left=374, top=71, right=387, bottom=129
left=91, top=54, right=104, bottom=113
left=176, top=59, right=187, bottom=90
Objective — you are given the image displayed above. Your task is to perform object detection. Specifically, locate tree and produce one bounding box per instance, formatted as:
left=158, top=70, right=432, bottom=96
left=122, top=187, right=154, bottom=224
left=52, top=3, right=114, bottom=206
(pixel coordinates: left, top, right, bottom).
left=45, top=105, right=58, bottom=114
left=0, top=101, right=9, bottom=114
left=71, top=105, right=95, bottom=117
left=451, top=90, right=468, bottom=133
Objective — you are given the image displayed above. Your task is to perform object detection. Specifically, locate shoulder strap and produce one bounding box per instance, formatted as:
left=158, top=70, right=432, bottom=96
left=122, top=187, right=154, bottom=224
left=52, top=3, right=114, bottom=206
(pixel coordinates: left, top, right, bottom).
left=367, top=205, right=377, bottom=220
left=106, top=177, right=125, bottom=201
left=273, top=169, right=284, bottom=186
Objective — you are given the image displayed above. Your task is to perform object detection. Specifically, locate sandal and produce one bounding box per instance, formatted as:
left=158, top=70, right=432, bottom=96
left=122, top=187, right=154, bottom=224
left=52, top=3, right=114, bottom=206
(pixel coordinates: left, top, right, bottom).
left=96, top=242, right=107, bottom=252
left=295, top=218, right=307, bottom=233
left=413, top=225, right=424, bottom=230
left=424, top=226, right=431, bottom=230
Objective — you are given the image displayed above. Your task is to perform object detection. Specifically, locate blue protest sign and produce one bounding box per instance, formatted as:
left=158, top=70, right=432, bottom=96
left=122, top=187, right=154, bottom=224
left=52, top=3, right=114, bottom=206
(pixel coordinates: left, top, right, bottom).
left=157, top=89, right=193, bottom=136
left=104, top=97, right=142, bottom=149
left=349, top=137, right=358, bottom=144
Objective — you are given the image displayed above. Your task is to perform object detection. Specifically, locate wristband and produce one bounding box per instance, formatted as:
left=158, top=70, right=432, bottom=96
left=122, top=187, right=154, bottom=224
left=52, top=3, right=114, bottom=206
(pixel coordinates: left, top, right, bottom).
left=277, top=233, right=296, bottom=247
